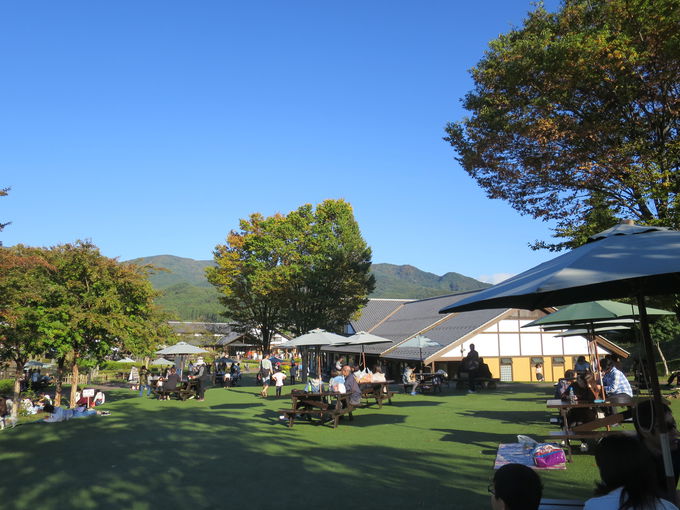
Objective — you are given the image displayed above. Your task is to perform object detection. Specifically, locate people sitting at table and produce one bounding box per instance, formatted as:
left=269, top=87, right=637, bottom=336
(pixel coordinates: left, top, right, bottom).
left=342, top=365, right=362, bottom=408
left=562, top=373, right=599, bottom=427
left=402, top=365, right=418, bottom=396
left=489, top=463, right=542, bottom=510
left=304, top=372, right=323, bottom=393
left=584, top=434, right=678, bottom=510
left=575, top=356, right=591, bottom=373
left=554, top=370, right=576, bottom=399
left=477, top=358, right=492, bottom=380
left=597, top=358, right=633, bottom=398
left=634, top=399, right=680, bottom=490
left=329, top=370, right=346, bottom=393
left=161, top=367, right=180, bottom=399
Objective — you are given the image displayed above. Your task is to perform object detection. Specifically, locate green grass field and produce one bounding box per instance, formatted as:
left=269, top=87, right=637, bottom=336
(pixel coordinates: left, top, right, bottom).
left=2, top=378, right=672, bottom=510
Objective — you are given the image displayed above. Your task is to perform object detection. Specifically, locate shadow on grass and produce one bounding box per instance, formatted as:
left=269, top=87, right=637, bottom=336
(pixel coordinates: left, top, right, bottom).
left=456, top=409, right=549, bottom=425
left=0, top=391, right=486, bottom=510
left=433, top=428, right=519, bottom=447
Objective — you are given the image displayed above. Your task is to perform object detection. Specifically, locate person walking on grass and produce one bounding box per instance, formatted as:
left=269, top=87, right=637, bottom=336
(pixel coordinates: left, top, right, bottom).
left=260, top=353, right=273, bottom=398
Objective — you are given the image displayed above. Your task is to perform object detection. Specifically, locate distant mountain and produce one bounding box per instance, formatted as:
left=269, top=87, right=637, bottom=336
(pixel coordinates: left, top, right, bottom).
left=371, top=263, right=491, bottom=299
left=125, top=255, right=490, bottom=321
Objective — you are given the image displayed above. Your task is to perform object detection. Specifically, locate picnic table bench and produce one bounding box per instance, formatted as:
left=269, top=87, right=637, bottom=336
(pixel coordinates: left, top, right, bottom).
left=545, top=395, right=646, bottom=460
left=278, top=391, right=354, bottom=428
left=154, top=380, right=199, bottom=401
left=359, top=381, right=395, bottom=408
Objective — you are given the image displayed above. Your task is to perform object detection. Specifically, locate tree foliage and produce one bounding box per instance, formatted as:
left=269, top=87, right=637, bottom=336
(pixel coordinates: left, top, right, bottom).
left=207, top=199, right=375, bottom=351
left=0, top=241, right=171, bottom=407
left=445, top=0, right=680, bottom=250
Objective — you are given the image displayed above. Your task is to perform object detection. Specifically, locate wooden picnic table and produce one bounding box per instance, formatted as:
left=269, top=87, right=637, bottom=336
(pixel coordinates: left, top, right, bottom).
left=359, top=380, right=395, bottom=408
left=545, top=395, right=647, bottom=460
left=279, top=390, right=354, bottom=428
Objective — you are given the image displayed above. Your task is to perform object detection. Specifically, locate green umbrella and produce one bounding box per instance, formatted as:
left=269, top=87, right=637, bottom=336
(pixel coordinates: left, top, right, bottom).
left=523, top=300, right=673, bottom=328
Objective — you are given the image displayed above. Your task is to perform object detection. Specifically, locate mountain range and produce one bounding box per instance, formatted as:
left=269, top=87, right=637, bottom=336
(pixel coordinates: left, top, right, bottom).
left=126, top=255, right=490, bottom=321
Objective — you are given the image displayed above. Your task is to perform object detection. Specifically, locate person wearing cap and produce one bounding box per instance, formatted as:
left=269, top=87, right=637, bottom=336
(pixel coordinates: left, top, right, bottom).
left=190, top=358, right=209, bottom=401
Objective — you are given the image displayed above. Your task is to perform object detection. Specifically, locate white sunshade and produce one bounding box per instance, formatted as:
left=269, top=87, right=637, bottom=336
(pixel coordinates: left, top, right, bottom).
left=150, top=358, right=175, bottom=366
left=156, top=342, right=207, bottom=355
left=332, top=331, right=393, bottom=346
left=280, top=328, right=347, bottom=348
left=399, top=335, right=442, bottom=349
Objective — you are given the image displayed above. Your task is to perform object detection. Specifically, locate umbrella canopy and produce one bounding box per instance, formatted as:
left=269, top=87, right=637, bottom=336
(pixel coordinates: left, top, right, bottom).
left=400, top=335, right=442, bottom=349
left=440, top=226, right=680, bottom=313
left=150, top=358, right=175, bottom=367
left=156, top=342, right=207, bottom=355
left=555, top=325, right=631, bottom=338
left=118, top=357, right=136, bottom=363
left=333, top=331, right=393, bottom=346
left=438, top=222, right=680, bottom=495
left=269, top=356, right=284, bottom=365
left=23, top=360, right=45, bottom=368
left=280, top=328, right=347, bottom=347
left=523, top=300, right=673, bottom=328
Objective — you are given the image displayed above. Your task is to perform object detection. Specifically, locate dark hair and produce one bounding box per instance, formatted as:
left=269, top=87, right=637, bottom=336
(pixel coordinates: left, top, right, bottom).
left=600, top=358, right=615, bottom=371
left=564, top=369, right=575, bottom=379
left=577, top=356, right=586, bottom=363
left=593, top=434, right=661, bottom=509
left=493, top=464, right=542, bottom=510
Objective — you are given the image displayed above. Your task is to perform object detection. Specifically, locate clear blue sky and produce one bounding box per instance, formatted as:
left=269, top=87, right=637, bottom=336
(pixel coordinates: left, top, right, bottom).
left=1, top=0, right=562, bottom=284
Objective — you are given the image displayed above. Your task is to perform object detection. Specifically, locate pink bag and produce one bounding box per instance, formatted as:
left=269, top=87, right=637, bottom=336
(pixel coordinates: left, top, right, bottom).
left=532, top=444, right=566, bottom=467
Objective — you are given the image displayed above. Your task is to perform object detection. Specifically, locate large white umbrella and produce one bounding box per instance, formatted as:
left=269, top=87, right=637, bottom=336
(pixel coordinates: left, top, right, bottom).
left=331, top=331, right=392, bottom=369
left=399, top=335, right=443, bottom=365
left=118, top=357, right=136, bottom=363
left=150, top=358, right=175, bottom=367
left=439, top=222, right=680, bottom=494
left=281, top=329, right=347, bottom=380
left=156, top=342, right=207, bottom=355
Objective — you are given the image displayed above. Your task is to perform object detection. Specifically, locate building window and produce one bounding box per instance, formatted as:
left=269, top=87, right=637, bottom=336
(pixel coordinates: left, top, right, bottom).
left=552, top=357, right=565, bottom=365
left=499, top=358, right=513, bottom=382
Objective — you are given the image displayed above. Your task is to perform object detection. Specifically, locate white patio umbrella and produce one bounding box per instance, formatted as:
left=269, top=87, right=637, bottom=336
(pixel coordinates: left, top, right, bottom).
left=156, top=342, right=207, bottom=376
left=150, top=358, right=175, bottom=367
left=331, top=331, right=392, bottom=369
left=281, top=329, right=347, bottom=380
left=439, top=221, right=680, bottom=494
left=23, top=360, right=46, bottom=368
left=156, top=342, right=207, bottom=355
left=399, top=335, right=443, bottom=365
left=118, top=357, right=136, bottom=363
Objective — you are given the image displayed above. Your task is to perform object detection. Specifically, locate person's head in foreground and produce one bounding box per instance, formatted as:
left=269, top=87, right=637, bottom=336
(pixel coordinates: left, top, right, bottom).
left=341, top=365, right=351, bottom=377
left=591, top=433, right=668, bottom=509
left=490, top=463, right=542, bottom=510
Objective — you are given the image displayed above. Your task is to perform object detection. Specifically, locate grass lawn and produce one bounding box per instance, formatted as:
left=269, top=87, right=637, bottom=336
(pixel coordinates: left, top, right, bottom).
left=2, top=378, right=674, bottom=510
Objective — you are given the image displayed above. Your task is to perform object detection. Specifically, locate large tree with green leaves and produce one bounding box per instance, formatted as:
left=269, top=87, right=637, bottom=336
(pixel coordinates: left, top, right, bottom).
left=47, top=241, right=171, bottom=407
left=445, top=0, right=680, bottom=250
left=0, top=245, right=54, bottom=418
left=207, top=199, right=375, bottom=351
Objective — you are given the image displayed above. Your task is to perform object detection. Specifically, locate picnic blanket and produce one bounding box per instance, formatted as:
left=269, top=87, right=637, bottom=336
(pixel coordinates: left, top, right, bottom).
left=494, top=443, right=566, bottom=470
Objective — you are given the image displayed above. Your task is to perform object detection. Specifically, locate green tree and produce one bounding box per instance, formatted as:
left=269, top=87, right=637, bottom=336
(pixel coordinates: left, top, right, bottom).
left=0, top=245, right=54, bottom=418
left=207, top=199, right=375, bottom=351
left=281, top=200, right=375, bottom=335
left=48, top=241, right=170, bottom=407
left=445, top=0, right=680, bottom=250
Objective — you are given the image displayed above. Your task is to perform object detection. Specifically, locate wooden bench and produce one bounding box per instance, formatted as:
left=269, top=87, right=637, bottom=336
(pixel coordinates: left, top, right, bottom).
left=280, top=391, right=355, bottom=428
left=359, top=381, right=395, bottom=408
left=154, top=382, right=198, bottom=401
left=545, top=430, right=622, bottom=461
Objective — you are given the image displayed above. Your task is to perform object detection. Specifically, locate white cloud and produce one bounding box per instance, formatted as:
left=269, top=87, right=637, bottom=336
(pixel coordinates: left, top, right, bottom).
left=477, top=273, right=515, bottom=285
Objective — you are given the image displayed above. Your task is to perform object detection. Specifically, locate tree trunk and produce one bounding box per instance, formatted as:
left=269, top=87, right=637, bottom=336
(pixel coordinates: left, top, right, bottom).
left=69, top=355, right=80, bottom=408
left=657, top=341, right=670, bottom=377
left=11, top=360, right=24, bottom=420
left=54, top=355, right=66, bottom=407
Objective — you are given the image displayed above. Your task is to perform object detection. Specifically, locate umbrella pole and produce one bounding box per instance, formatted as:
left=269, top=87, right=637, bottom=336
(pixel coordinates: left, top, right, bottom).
left=362, top=346, right=366, bottom=371
left=637, top=294, right=675, bottom=498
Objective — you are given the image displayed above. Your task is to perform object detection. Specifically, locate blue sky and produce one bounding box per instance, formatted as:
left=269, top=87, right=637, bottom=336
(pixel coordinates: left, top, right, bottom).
left=1, top=0, right=562, bottom=283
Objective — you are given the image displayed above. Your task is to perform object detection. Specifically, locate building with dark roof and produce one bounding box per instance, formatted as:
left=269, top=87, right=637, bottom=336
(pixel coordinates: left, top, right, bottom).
left=325, top=293, right=628, bottom=382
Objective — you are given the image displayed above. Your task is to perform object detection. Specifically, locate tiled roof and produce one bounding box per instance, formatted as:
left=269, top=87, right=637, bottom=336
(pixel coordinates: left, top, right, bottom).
left=350, top=299, right=411, bottom=333
left=324, top=292, right=509, bottom=360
